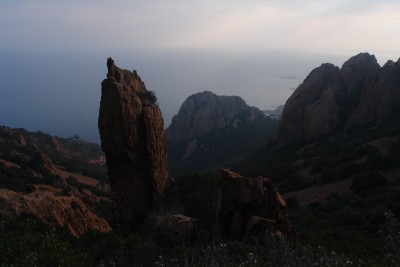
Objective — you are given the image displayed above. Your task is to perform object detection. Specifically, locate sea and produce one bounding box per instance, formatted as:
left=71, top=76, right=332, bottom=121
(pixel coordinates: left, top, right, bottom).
left=0, top=53, right=104, bottom=143
left=0, top=50, right=348, bottom=144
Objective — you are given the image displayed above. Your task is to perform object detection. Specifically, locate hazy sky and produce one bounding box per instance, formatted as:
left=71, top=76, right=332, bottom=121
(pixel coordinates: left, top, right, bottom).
left=1, top=1, right=400, bottom=141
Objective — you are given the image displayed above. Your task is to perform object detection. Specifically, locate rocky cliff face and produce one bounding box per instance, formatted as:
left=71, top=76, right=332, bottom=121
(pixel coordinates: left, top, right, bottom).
left=278, top=63, right=344, bottom=143
left=166, top=91, right=277, bottom=176
left=98, top=58, right=170, bottom=234
left=350, top=59, right=400, bottom=125
left=278, top=53, right=400, bottom=144
left=166, top=91, right=265, bottom=142
left=0, top=185, right=111, bottom=237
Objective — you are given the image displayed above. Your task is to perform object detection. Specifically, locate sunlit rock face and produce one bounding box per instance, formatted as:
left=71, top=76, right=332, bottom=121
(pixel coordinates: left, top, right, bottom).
left=98, top=58, right=170, bottom=234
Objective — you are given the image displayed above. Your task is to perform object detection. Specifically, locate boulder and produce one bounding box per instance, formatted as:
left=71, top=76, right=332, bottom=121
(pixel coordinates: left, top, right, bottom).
left=214, top=169, right=296, bottom=243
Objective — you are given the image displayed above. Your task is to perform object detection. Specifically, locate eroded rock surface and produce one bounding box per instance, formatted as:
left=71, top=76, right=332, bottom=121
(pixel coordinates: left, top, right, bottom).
left=278, top=53, right=400, bottom=144
left=0, top=185, right=111, bottom=237
left=214, top=169, right=296, bottom=243
left=98, top=58, right=170, bottom=234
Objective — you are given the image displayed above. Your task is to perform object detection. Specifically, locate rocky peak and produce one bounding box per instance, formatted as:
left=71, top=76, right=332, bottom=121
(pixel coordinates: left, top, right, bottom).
left=166, top=91, right=265, bottom=142
left=106, top=57, right=146, bottom=93
left=340, top=53, right=379, bottom=89
left=350, top=58, right=400, bottom=125
left=278, top=63, right=344, bottom=143
left=278, top=53, right=400, bottom=144
left=338, top=53, right=380, bottom=114
left=98, top=58, right=170, bottom=234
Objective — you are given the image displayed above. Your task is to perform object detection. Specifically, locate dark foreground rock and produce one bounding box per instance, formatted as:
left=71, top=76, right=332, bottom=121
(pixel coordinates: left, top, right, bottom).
left=214, top=169, right=297, bottom=243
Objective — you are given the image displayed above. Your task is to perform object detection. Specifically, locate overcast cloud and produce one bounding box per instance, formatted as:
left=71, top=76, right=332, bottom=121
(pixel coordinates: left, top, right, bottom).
left=2, top=1, right=400, bottom=56
left=1, top=1, right=400, bottom=141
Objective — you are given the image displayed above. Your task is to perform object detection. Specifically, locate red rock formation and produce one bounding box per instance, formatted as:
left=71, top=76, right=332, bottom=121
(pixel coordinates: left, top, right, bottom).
left=214, top=169, right=296, bottom=243
left=278, top=53, right=400, bottom=144
left=98, top=58, right=170, bottom=234
left=0, top=185, right=111, bottom=237
left=30, top=147, right=58, bottom=177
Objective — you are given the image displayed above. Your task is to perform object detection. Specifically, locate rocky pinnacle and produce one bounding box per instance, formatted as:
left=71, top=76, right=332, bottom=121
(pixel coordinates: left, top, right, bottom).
left=98, top=58, right=170, bottom=234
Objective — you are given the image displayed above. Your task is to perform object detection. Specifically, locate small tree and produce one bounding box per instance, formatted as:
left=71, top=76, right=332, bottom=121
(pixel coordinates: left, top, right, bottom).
left=138, top=90, right=158, bottom=106
left=379, top=211, right=400, bottom=265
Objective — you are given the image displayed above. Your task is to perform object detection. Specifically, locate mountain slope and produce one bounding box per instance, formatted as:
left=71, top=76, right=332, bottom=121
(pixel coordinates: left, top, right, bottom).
left=235, top=53, right=400, bottom=193
left=231, top=53, right=400, bottom=255
left=0, top=125, right=111, bottom=236
left=166, top=91, right=278, bottom=176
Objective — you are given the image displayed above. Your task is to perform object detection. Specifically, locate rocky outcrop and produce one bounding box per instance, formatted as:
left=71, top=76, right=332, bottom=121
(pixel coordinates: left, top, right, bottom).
left=166, top=91, right=265, bottom=142
left=214, top=169, right=296, bottom=243
left=157, top=214, right=195, bottom=236
left=278, top=53, right=400, bottom=144
left=278, top=63, right=344, bottom=143
left=0, top=185, right=111, bottom=237
left=98, top=58, right=170, bottom=234
left=350, top=59, right=400, bottom=125
left=30, top=148, right=58, bottom=177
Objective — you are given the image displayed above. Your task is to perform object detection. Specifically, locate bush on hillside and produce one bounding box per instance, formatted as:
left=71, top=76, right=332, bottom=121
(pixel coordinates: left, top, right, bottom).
left=161, top=173, right=218, bottom=228
left=350, top=171, right=387, bottom=193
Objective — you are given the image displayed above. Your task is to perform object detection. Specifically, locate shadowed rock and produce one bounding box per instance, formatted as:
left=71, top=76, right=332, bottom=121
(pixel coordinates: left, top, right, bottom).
left=98, top=58, right=170, bottom=234
left=278, top=63, right=344, bottom=143
left=166, top=91, right=265, bottom=143
left=278, top=53, right=400, bottom=144
left=214, top=169, right=296, bottom=243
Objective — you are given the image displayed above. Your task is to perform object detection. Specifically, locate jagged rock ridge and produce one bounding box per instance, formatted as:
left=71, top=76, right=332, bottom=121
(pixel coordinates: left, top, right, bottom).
left=98, top=58, right=170, bottom=234
left=278, top=53, right=400, bottom=144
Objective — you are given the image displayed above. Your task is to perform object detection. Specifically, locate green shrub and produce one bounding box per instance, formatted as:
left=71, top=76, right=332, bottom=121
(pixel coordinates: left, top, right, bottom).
left=0, top=215, right=88, bottom=267
left=161, top=173, right=219, bottom=228
left=138, top=90, right=158, bottom=105
left=379, top=211, right=400, bottom=265
left=350, top=171, right=387, bottom=193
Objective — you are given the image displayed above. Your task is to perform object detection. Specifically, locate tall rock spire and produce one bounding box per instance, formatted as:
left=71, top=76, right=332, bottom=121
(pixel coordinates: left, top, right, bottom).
left=98, top=58, right=170, bottom=234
